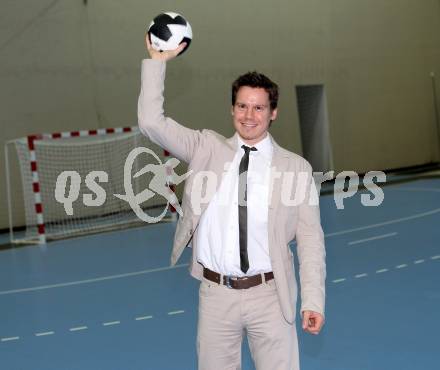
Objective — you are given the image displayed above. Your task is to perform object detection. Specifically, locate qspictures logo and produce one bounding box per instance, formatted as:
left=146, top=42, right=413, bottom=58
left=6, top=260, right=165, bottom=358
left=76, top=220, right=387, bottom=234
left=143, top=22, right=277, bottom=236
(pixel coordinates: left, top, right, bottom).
left=54, top=147, right=191, bottom=223
left=54, top=147, right=386, bottom=222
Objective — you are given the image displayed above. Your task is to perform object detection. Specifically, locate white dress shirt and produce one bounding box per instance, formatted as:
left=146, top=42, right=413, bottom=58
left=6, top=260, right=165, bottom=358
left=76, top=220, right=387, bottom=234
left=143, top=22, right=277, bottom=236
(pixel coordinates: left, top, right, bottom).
left=196, top=134, right=273, bottom=276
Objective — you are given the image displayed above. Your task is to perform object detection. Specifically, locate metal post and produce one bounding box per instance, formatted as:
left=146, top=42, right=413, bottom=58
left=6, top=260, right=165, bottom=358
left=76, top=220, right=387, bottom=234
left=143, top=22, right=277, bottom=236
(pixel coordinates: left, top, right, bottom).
left=4, top=141, right=15, bottom=245
left=431, top=72, right=440, bottom=162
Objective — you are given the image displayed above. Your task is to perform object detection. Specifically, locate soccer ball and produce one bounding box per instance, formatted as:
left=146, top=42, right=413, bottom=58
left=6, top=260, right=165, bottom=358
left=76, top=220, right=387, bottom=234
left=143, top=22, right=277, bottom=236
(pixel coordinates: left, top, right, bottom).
left=147, top=12, right=192, bottom=55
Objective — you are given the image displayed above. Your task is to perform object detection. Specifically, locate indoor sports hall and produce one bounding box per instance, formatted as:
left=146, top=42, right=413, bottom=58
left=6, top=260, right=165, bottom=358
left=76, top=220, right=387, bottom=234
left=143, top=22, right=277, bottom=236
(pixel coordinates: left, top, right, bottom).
left=1, top=2, right=439, bottom=370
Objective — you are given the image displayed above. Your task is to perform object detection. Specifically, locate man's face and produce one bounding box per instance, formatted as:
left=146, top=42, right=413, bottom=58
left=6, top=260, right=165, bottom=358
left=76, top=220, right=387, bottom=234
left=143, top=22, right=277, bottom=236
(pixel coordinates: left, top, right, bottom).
left=231, top=86, right=278, bottom=146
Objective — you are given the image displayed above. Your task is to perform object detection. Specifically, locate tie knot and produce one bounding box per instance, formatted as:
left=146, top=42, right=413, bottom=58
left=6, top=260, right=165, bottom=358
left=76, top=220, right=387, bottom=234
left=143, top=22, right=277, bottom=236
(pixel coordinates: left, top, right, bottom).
left=241, top=145, right=257, bottom=154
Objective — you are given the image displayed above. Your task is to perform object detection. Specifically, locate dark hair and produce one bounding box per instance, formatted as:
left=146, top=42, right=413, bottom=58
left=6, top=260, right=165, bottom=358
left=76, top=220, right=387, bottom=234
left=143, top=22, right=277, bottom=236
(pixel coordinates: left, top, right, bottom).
left=231, top=71, right=279, bottom=111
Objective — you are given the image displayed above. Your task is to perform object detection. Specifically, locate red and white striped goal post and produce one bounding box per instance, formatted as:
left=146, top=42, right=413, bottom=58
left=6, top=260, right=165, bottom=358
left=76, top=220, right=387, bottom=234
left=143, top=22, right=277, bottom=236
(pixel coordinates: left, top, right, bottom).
left=19, top=126, right=176, bottom=244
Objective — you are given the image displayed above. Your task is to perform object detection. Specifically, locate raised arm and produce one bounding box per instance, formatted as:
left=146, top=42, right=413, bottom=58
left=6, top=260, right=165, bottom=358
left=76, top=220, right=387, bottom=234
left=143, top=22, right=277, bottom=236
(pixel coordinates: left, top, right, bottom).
left=138, top=36, right=202, bottom=164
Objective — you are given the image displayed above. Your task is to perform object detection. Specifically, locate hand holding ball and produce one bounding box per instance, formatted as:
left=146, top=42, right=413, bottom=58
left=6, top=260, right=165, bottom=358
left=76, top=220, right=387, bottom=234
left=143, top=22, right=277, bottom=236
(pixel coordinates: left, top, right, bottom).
left=147, top=12, right=192, bottom=59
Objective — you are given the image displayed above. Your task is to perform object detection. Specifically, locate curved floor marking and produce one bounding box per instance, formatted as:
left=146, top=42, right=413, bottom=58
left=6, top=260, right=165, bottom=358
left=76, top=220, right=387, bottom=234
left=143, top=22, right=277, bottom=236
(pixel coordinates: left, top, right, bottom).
left=0, top=263, right=189, bottom=296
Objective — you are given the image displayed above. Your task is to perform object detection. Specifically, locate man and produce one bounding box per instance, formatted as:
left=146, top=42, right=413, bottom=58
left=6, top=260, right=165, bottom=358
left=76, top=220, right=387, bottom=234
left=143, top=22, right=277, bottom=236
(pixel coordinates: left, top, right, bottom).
left=138, top=39, right=326, bottom=370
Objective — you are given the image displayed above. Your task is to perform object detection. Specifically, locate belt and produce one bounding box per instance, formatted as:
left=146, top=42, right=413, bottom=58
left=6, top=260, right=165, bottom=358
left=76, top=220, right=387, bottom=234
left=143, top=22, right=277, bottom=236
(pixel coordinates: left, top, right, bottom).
left=203, top=267, right=274, bottom=289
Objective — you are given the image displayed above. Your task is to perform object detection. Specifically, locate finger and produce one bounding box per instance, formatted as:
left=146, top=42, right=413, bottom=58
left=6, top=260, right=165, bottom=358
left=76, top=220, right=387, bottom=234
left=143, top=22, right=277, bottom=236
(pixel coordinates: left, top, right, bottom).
left=172, top=42, right=187, bottom=56
left=308, top=318, right=318, bottom=332
left=308, top=314, right=324, bottom=334
left=314, top=315, right=324, bottom=331
left=302, top=311, right=310, bottom=330
left=145, top=35, right=155, bottom=58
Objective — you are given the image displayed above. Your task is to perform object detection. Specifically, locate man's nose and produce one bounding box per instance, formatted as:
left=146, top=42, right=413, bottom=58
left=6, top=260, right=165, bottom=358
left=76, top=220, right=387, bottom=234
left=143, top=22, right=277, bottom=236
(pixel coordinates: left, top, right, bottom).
left=245, top=107, right=254, bottom=119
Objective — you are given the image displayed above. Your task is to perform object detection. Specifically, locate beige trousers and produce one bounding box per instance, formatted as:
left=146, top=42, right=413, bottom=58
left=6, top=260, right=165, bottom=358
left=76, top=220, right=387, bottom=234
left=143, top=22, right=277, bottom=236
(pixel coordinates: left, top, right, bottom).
left=197, top=277, right=299, bottom=370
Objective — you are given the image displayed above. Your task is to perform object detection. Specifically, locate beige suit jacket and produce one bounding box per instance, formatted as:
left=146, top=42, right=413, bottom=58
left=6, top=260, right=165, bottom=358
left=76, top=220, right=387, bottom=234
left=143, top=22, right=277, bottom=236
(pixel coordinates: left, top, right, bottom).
left=138, top=59, right=326, bottom=324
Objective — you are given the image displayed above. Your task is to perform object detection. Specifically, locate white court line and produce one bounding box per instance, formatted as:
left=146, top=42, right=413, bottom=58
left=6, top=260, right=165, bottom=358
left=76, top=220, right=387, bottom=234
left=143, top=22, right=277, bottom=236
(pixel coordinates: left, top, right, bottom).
left=168, top=310, right=184, bottom=315
left=35, top=331, right=54, bottom=337
left=1, top=336, right=19, bottom=342
left=391, top=187, right=440, bottom=193
left=355, top=273, right=368, bottom=278
left=0, top=263, right=189, bottom=295
left=69, top=326, right=87, bottom=332
left=135, top=315, right=153, bottom=321
left=333, top=254, right=438, bottom=282
left=332, top=278, right=346, bottom=283
left=348, top=232, right=397, bottom=246
left=2, top=207, right=439, bottom=296
left=376, top=269, right=389, bottom=273
left=103, top=321, right=120, bottom=326
left=325, top=207, right=440, bottom=238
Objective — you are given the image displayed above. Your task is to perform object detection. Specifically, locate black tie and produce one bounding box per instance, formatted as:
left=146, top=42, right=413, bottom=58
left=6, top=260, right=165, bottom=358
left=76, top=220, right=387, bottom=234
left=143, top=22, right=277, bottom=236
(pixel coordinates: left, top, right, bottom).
left=238, top=145, right=257, bottom=273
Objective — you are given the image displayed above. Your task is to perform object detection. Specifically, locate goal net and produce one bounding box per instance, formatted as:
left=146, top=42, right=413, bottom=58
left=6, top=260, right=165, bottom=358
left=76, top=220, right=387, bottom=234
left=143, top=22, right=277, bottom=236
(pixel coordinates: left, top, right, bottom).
left=6, top=126, right=176, bottom=244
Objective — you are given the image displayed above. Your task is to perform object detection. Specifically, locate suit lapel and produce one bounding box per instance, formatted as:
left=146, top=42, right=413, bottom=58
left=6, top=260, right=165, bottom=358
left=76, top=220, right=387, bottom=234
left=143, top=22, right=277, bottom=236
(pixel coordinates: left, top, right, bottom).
left=193, top=133, right=237, bottom=218
left=268, top=134, right=290, bottom=212
left=225, top=133, right=237, bottom=151
left=267, top=135, right=290, bottom=261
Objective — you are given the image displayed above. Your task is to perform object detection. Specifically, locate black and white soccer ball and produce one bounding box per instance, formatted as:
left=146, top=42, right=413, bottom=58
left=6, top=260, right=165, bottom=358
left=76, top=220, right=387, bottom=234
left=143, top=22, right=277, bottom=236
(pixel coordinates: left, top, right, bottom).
left=147, top=12, right=192, bottom=55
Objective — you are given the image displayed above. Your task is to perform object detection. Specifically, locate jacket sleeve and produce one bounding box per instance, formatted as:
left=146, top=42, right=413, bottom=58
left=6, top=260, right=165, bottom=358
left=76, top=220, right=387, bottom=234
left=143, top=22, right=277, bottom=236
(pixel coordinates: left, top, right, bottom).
left=137, top=59, right=202, bottom=164
left=296, top=162, right=326, bottom=317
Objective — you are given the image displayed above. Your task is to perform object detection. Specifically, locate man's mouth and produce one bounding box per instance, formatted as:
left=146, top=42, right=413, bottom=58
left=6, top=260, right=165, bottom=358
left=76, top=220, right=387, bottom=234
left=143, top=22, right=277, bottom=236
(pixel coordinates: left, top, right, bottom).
left=242, top=122, right=257, bottom=128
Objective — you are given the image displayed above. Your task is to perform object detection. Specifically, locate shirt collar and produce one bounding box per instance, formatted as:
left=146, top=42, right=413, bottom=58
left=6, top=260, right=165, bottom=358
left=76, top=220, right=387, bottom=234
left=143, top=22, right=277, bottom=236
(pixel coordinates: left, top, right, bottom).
left=236, top=134, right=273, bottom=162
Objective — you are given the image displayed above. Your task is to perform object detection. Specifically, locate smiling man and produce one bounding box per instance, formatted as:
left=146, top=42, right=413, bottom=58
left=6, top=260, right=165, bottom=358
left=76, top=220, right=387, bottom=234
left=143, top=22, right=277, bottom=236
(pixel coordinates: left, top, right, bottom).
left=138, top=39, right=326, bottom=370
left=231, top=75, right=278, bottom=145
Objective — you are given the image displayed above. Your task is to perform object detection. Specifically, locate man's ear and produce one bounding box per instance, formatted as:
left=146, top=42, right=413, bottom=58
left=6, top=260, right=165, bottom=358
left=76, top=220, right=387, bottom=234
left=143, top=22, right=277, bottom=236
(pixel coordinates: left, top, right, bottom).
left=270, top=108, right=278, bottom=121
left=231, top=105, right=234, bottom=116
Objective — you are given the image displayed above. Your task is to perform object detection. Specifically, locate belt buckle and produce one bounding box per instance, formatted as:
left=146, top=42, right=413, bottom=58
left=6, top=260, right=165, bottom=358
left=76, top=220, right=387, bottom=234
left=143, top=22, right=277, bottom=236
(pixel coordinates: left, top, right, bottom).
left=224, top=275, right=234, bottom=289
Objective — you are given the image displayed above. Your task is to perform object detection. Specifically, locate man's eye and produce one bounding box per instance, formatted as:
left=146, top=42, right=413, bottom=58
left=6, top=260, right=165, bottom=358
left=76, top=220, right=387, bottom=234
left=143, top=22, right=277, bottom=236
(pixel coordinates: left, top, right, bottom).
left=255, top=106, right=264, bottom=112
left=237, top=104, right=246, bottom=109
